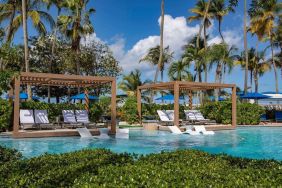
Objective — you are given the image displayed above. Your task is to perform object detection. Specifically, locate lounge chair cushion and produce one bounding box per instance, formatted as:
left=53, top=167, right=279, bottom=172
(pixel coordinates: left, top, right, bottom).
left=75, top=110, right=90, bottom=123
left=166, top=110, right=174, bottom=121
left=20, top=110, right=35, bottom=124
left=34, top=110, right=50, bottom=124
left=62, top=110, right=77, bottom=123
left=157, top=110, right=171, bottom=122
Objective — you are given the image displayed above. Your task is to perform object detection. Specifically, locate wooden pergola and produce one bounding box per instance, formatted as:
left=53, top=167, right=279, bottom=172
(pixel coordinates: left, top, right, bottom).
left=10, top=72, right=117, bottom=137
left=137, top=81, right=237, bottom=127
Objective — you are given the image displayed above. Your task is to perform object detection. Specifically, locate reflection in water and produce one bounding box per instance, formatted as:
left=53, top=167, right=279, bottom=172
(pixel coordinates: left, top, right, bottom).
left=0, top=127, right=282, bottom=160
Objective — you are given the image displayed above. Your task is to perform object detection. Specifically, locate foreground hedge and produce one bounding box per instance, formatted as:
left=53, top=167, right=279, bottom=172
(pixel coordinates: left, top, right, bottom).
left=0, top=148, right=281, bottom=187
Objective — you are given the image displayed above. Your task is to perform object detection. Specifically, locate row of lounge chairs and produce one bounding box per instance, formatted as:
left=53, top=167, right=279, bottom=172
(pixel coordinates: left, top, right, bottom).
left=20, top=109, right=94, bottom=130
left=157, top=110, right=215, bottom=126
left=168, top=125, right=214, bottom=135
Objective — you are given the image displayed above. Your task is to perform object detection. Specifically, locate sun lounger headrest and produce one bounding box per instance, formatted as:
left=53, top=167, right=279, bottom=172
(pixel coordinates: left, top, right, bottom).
left=194, top=125, right=206, bottom=132
left=34, top=110, right=50, bottom=124
left=62, top=110, right=76, bottom=123
left=157, top=110, right=170, bottom=121
left=20, top=109, right=35, bottom=124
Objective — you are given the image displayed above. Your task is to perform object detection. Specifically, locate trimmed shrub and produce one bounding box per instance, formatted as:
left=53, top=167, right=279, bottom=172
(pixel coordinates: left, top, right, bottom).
left=200, top=101, right=264, bottom=125
left=120, top=96, right=138, bottom=124
left=0, top=148, right=281, bottom=187
left=0, top=99, right=12, bottom=131
left=0, top=146, right=22, bottom=164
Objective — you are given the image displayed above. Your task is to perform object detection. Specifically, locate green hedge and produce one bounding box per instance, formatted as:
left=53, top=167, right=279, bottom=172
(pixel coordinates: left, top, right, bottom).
left=0, top=146, right=22, bottom=165
left=0, top=99, right=12, bottom=131
left=200, top=101, right=265, bottom=125
left=0, top=148, right=281, bottom=187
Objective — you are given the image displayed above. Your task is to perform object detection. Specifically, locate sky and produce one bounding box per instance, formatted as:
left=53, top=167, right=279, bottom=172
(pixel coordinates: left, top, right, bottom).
left=11, top=0, right=282, bottom=93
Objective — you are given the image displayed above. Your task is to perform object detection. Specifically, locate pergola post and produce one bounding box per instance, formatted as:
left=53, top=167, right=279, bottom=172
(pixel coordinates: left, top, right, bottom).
left=13, top=77, right=20, bottom=136
left=174, top=82, right=180, bottom=127
left=137, top=88, right=142, bottom=125
left=232, top=86, right=237, bottom=127
left=110, top=79, right=117, bottom=134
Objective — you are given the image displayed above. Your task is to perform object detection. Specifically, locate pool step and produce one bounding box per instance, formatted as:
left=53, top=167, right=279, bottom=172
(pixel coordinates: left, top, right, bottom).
left=76, top=128, right=93, bottom=138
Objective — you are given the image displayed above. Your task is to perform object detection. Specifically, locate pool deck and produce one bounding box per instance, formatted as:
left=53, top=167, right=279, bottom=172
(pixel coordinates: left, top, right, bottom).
left=12, top=128, right=100, bottom=138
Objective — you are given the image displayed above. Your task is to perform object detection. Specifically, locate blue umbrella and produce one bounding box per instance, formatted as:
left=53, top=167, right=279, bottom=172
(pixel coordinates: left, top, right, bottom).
left=240, top=92, right=270, bottom=99
left=209, top=96, right=225, bottom=101
left=262, top=91, right=282, bottom=94
left=70, top=93, right=99, bottom=100
left=6, top=92, right=39, bottom=100
left=155, top=94, right=185, bottom=101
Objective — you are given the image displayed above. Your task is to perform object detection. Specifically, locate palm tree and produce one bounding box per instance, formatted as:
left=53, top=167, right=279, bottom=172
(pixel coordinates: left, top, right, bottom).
left=188, top=0, right=213, bottom=81
left=155, top=0, right=165, bottom=83
left=140, top=46, right=173, bottom=82
left=236, top=48, right=271, bottom=92
left=58, top=0, right=95, bottom=75
left=182, top=36, right=207, bottom=82
left=243, top=0, right=249, bottom=95
left=209, top=43, right=237, bottom=100
left=0, top=0, right=54, bottom=44
left=168, top=60, right=193, bottom=81
left=119, top=69, right=151, bottom=96
left=249, top=0, right=282, bottom=93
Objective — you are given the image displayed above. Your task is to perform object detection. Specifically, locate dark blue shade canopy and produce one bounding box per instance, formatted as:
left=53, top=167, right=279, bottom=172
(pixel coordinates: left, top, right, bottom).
left=209, top=96, right=225, bottom=101
left=240, top=92, right=270, bottom=99
left=6, top=92, right=39, bottom=100
left=70, top=93, right=99, bottom=100
left=155, top=94, right=185, bottom=101
left=262, top=91, right=282, bottom=94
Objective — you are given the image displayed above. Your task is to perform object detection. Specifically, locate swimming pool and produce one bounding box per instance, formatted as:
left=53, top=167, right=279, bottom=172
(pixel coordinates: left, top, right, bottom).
left=0, top=127, right=281, bottom=160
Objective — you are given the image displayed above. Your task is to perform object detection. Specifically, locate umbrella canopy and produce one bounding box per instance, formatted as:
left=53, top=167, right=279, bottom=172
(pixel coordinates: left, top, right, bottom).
left=6, top=92, right=39, bottom=100
left=155, top=94, right=185, bottom=101
left=240, top=92, right=270, bottom=99
left=70, top=93, right=99, bottom=100
left=209, top=96, right=225, bottom=101
left=262, top=91, right=282, bottom=94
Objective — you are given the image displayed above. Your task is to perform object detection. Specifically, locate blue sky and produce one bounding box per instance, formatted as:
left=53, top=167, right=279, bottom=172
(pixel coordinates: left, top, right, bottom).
left=10, top=0, right=282, bottom=92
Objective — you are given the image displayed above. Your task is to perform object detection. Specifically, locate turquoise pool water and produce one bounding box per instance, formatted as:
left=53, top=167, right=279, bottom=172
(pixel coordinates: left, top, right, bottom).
left=0, top=127, right=282, bottom=160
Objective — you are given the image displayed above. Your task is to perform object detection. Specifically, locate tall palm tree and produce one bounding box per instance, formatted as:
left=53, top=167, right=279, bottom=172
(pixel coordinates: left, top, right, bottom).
left=140, top=45, right=173, bottom=82
left=188, top=0, right=213, bottom=81
left=243, top=0, right=249, bottom=95
left=0, top=0, right=54, bottom=44
left=155, top=0, right=165, bottom=83
left=249, top=0, right=282, bottom=93
left=119, top=69, right=151, bottom=96
left=58, top=0, right=95, bottom=76
left=168, top=60, right=193, bottom=81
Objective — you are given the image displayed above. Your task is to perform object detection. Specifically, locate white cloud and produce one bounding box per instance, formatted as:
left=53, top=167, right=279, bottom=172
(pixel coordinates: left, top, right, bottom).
left=208, top=30, right=243, bottom=48
left=109, top=15, right=200, bottom=78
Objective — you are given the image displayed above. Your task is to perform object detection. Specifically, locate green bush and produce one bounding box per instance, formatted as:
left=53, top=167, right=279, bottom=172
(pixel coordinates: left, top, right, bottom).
left=121, top=96, right=139, bottom=124
left=0, top=99, right=12, bottom=131
left=0, top=146, right=22, bottom=165
left=0, top=148, right=281, bottom=187
left=200, top=101, right=265, bottom=125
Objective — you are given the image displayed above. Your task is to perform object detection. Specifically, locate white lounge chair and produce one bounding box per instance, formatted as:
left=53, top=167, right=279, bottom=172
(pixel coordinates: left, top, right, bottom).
left=194, top=125, right=215, bottom=135
left=62, top=110, right=83, bottom=128
left=184, top=110, right=197, bottom=123
left=194, top=112, right=216, bottom=124
left=168, top=126, right=200, bottom=135
left=75, top=110, right=96, bottom=128
left=34, top=110, right=54, bottom=129
left=157, top=110, right=173, bottom=126
left=20, top=109, right=35, bottom=129
left=165, top=110, right=174, bottom=121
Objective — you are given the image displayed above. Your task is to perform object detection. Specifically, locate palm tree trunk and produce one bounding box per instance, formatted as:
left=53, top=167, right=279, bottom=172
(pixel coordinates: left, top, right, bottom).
left=243, top=0, right=249, bottom=95
left=271, top=40, right=279, bottom=93
left=250, top=70, right=253, bottom=92
left=22, top=0, right=31, bottom=100
left=203, top=25, right=208, bottom=82
left=6, top=1, right=16, bottom=44
left=197, top=0, right=211, bottom=49
left=254, top=70, right=258, bottom=93
left=218, top=20, right=225, bottom=43
left=214, top=63, right=221, bottom=101
left=155, top=0, right=165, bottom=83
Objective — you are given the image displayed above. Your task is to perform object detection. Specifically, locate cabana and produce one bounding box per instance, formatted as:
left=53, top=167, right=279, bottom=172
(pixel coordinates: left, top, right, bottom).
left=9, top=72, right=117, bottom=138
left=137, top=81, right=237, bottom=128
